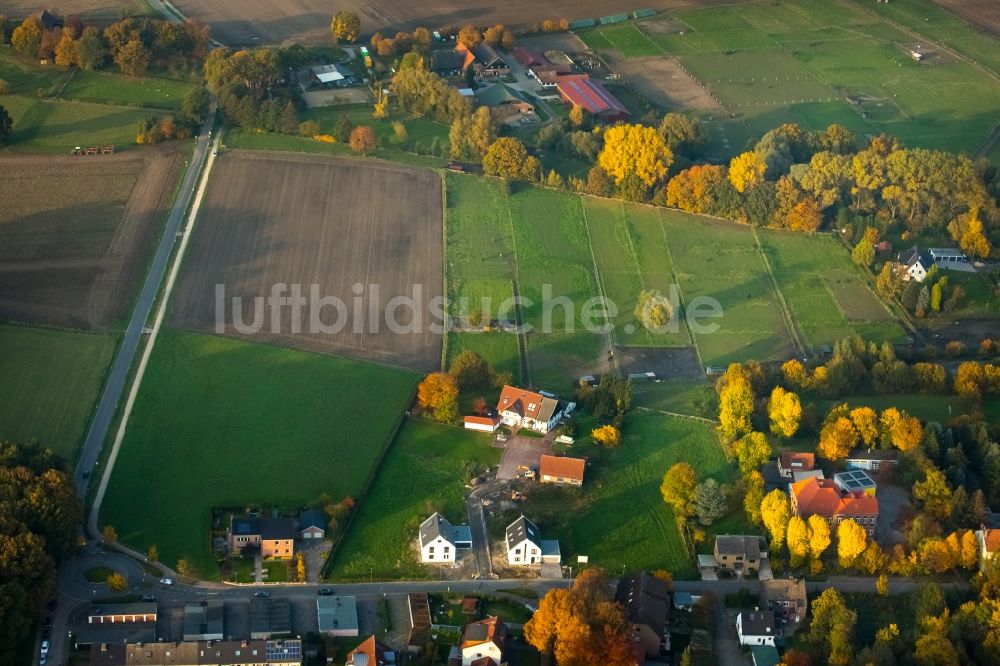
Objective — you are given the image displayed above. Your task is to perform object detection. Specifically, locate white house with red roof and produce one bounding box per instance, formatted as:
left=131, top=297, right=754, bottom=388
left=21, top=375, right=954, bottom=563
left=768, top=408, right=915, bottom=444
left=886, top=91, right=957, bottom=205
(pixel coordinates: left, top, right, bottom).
left=496, top=385, right=572, bottom=434
left=461, top=616, right=506, bottom=666
left=976, top=528, right=1000, bottom=571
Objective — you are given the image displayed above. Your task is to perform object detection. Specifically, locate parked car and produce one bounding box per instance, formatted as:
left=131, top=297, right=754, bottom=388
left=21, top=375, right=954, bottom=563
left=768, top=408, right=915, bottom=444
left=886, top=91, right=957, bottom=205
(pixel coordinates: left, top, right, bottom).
left=318, top=588, right=334, bottom=596
left=253, top=591, right=270, bottom=598
left=40, top=640, right=49, bottom=656
left=141, top=595, right=157, bottom=602
left=159, top=578, right=174, bottom=585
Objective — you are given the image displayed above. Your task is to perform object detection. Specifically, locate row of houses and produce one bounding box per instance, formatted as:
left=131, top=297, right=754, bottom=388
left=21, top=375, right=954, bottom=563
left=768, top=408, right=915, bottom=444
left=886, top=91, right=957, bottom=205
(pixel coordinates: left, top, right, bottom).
left=418, top=513, right=560, bottom=566
left=90, top=639, right=303, bottom=666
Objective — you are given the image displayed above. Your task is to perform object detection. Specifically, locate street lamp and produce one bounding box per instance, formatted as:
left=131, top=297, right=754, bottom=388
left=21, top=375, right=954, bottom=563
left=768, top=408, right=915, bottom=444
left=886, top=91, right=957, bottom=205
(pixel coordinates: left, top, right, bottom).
left=369, top=566, right=373, bottom=584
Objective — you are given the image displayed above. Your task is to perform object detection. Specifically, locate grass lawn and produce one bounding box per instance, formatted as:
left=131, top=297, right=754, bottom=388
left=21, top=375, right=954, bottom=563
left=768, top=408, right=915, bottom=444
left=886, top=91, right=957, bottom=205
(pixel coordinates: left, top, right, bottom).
left=0, top=323, right=114, bottom=461
left=759, top=230, right=907, bottom=346
left=262, top=560, right=289, bottom=583
left=0, top=51, right=70, bottom=96
left=231, top=557, right=254, bottom=583
left=632, top=380, right=719, bottom=420
left=327, top=419, right=502, bottom=581
left=660, top=211, right=794, bottom=367
left=84, top=566, right=119, bottom=582
left=517, top=411, right=735, bottom=578
left=447, top=332, right=521, bottom=384
left=101, top=329, right=418, bottom=578
left=0, top=95, right=152, bottom=152
left=59, top=70, right=195, bottom=110
left=804, top=391, right=1000, bottom=424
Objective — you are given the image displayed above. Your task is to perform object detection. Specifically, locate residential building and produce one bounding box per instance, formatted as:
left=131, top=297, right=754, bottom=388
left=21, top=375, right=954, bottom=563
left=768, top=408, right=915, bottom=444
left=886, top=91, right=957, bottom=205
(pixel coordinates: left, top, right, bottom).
left=760, top=578, right=808, bottom=628
left=777, top=451, right=815, bottom=478
left=555, top=76, right=629, bottom=122
left=298, top=509, right=326, bottom=539
left=496, top=385, right=572, bottom=433
left=470, top=43, right=511, bottom=78
left=182, top=601, right=223, bottom=641
left=317, top=596, right=359, bottom=636
left=250, top=597, right=292, bottom=639
left=463, top=415, right=499, bottom=432
left=229, top=516, right=296, bottom=558
left=736, top=610, right=776, bottom=646
left=616, top=572, right=670, bottom=658
left=845, top=448, right=900, bottom=471
left=460, top=616, right=506, bottom=666
left=538, top=455, right=586, bottom=486
left=976, top=528, right=1000, bottom=571
left=833, top=470, right=877, bottom=497
left=89, top=639, right=302, bottom=666
left=419, top=512, right=472, bottom=563
left=506, top=515, right=542, bottom=565
left=790, top=476, right=879, bottom=535
left=346, top=636, right=396, bottom=666
left=713, top=535, right=768, bottom=575
left=792, top=469, right=825, bottom=484
left=897, top=245, right=929, bottom=282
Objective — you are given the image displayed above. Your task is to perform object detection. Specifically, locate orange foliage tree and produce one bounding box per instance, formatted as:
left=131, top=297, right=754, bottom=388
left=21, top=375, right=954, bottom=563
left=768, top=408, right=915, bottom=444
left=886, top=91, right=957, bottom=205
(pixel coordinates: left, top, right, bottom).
left=417, top=372, right=458, bottom=422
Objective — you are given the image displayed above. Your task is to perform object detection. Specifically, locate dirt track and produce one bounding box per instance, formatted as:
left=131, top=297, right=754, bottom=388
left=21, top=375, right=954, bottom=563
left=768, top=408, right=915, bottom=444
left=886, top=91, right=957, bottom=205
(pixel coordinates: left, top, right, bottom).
left=169, top=151, right=443, bottom=371
left=0, top=148, right=183, bottom=330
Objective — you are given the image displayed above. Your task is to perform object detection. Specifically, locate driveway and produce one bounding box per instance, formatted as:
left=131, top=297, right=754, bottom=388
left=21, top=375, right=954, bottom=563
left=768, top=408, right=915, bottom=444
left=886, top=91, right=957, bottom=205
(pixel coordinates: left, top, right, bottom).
left=712, top=598, right=751, bottom=666
left=875, top=483, right=910, bottom=545
left=496, top=435, right=552, bottom=480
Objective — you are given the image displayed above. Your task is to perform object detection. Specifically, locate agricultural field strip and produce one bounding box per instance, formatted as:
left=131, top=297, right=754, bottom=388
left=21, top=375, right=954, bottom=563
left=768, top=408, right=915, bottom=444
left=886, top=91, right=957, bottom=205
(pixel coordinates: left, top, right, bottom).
left=751, top=225, right=809, bottom=357
left=652, top=211, right=697, bottom=353
left=578, top=199, right=618, bottom=350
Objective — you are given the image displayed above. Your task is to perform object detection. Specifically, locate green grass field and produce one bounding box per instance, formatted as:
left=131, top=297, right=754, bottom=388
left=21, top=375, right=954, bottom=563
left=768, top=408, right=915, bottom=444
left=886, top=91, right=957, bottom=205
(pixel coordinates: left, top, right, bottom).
left=0, top=323, right=114, bottom=461
left=580, top=0, right=1000, bottom=158
left=327, top=419, right=502, bottom=580
left=518, top=411, right=739, bottom=578
left=101, top=329, right=418, bottom=577
left=760, top=230, right=907, bottom=346
left=660, top=212, right=795, bottom=367
left=59, top=71, right=195, bottom=110
left=0, top=95, right=151, bottom=152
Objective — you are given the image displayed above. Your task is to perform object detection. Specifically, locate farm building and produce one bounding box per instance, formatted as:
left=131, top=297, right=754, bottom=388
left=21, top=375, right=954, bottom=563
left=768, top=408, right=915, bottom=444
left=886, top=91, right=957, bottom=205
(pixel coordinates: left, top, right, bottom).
left=182, top=601, right=223, bottom=641
left=298, top=508, right=326, bottom=539
left=419, top=512, right=472, bottom=563
left=463, top=415, right=500, bottom=432
left=616, top=571, right=670, bottom=658
left=454, top=43, right=511, bottom=79
left=790, top=477, right=878, bottom=535
left=310, top=63, right=355, bottom=86
left=777, top=451, right=815, bottom=478
left=474, top=83, right=537, bottom=125
left=496, top=385, right=573, bottom=433
left=736, top=610, right=776, bottom=646
left=431, top=49, right=465, bottom=76
left=317, top=595, right=359, bottom=636
left=896, top=245, right=929, bottom=282
left=538, top=455, right=585, bottom=486
left=845, top=448, right=899, bottom=471
left=556, top=76, right=629, bottom=121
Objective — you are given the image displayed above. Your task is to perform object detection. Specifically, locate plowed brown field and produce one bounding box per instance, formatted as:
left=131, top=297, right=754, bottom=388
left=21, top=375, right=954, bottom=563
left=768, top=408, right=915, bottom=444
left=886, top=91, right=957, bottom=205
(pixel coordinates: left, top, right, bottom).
left=169, top=151, right=443, bottom=371
left=0, top=148, right=183, bottom=330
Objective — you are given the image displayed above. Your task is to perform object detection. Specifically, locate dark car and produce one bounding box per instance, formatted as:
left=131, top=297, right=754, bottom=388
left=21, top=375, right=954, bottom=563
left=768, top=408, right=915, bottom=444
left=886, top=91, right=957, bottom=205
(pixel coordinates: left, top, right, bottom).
left=141, top=595, right=157, bottom=602
left=318, top=588, right=334, bottom=596
left=253, top=591, right=270, bottom=598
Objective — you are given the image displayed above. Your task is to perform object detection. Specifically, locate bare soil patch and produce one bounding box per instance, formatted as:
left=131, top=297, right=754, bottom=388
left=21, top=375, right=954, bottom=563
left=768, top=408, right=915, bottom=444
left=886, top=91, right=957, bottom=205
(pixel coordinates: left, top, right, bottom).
left=0, top=148, right=183, bottom=330
left=613, top=56, right=723, bottom=112
left=170, top=151, right=443, bottom=371
left=933, top=0, right=1000, bottom=36
left=615, top=345, right=703, bottom=379
left=169, top=0, right=747, bottom=45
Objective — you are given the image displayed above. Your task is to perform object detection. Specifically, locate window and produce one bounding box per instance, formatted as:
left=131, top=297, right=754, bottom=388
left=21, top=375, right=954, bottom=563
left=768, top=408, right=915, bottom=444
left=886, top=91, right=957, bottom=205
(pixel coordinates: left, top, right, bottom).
left=429, top=546, right=434, bottom=554
left=429, top=553, right=434, bottom=560
left=444, top=547, right=450, bottom=554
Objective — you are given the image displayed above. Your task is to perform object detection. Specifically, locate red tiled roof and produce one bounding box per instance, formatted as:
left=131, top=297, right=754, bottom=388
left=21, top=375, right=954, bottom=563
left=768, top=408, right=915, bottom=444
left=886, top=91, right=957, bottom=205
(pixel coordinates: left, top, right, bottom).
left=462, top=616, right=506, bottom=650
left=471, top=658, right=497, bottom=666
left=791, top=477, right=878, bottom=517
left=539, top=455, right=585, bottom=482
left=464, top=416, right=498, bottom=427
left=513, top=46, right=546, bottom=67
left=556, top=77, right=628, bottom=116
left=984, top=529, right=1000, bottom=554
left=780, top=451, right=815, bottom=471
left=346, top=636, right=387, bottom=665
left=497, top=385, right=546, bottom=420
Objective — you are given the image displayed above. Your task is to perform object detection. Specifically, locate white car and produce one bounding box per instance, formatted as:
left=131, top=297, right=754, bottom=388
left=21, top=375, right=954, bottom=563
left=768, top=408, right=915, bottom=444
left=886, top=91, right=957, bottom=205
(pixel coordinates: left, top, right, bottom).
left=159, top=578, right=174, bottom=585
left=41, top=640, right=50, bottom=655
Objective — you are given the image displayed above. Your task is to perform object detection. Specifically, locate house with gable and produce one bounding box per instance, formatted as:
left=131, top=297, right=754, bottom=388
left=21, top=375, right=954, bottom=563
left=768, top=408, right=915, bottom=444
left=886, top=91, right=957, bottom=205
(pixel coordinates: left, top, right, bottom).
left=496, top=385, right=571, bottom=434
left=460, top=616, right=506, bottom=666
left=616, top=571, right=670, bottom=658
left=419, top=512, right=472, bottom=564
left=897, top=245, right=929, bottom=282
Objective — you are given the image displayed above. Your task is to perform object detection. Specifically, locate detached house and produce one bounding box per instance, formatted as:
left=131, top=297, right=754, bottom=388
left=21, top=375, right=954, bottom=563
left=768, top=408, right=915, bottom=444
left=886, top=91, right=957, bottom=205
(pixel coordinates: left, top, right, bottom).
left=777, top=451, right=815, bottom=479
left=897, top=245, right=929, bottom=282
left=714, top=535, right=768, bottom=575
left=616, top=572, right=670, bottom=658
left=419, top=512, right=472, bottom=564
left=346, top=635, right=396, bottom=666
left=760, top=579, right=808, bottom=629
left=229, top=516, right=296, bottom=559
left=461, top=616, right=506, bottom=666
left=496, top=385, right=572, bottom=434
left=736, top=610, right=776, bottom=646
left=505, top=515, right=560, bottom=566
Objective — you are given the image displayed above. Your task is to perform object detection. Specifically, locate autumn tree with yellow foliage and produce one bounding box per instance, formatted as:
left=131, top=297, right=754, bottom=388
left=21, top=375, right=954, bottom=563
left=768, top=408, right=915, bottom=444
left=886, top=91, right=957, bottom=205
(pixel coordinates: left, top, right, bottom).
left=836, top=519, right=868, bottom=569
left=718, top=371, right=754, bottom=441
left=761, top=489, right=791, bottom=549
left=598, top=124, right=672, bottom=187
left=849, top=406, right=878, bottom=447
left=818, top=416, right=858, bottom=462
left=767, top=386, right=801, bottom=438
left=807, top=514, right=831, bottom=573
left=417, top=372, right=459, bottom=423
left=591, top=425, right=621, bottom=448
left=728, top=151, right=767, bottom=193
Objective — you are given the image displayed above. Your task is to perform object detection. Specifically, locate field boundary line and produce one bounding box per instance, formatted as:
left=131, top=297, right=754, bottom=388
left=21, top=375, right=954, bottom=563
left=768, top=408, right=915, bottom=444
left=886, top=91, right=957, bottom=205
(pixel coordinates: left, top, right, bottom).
left=635, top=405, right=718, bottom=425
left=89, top=133, right=220, bottom=538
left=501, top=183, right=531, bottom=386
left=752, top=226, right=808, bottom=358
left=655, top=209, right=703, bottom=370
left=439, top=172, right=449, bottom=371
left=579, top=199, right=619, bottom=370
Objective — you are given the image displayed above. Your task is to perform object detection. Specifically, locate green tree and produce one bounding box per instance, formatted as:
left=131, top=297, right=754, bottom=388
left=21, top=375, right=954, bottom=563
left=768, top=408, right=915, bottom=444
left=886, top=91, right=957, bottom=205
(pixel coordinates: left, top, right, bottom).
left=657, top=112, right=704, bottom=156
left=693, top=479, right=726, bottom=526
left=809, top=589, right=857, bottom=666
left=448, top=350, right=495, bottom=389
left=732, top=432, right=771, bottom=477
left=633, top=289, right=673, bottom=331
left=331, top=11, right=361, bottom=43
left=73, top=25, right=105, bottom=70
left=483, top=137, right=539, bottom=182
left=0, top=105, right=11, bottom=146
left=852, top=238, right=875, bottom=267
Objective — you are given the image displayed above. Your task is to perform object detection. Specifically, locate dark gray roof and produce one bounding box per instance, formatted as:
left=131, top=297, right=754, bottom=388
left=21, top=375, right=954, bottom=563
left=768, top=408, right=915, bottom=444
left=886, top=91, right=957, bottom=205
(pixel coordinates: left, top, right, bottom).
left=897, top=244, right=922, bottom=266
left=261, top=517, right=295, bottom=540
left=616, top=572, right=669, bottom=631
left=505, top=515, right=541, bottom=550
left=299, top=508, right=326, bottom=531
left=89, top=639, right=302, bottom=665
left=739, top=610, right=776, bottom=637
left=75, top=624, right=156, bottom=646
left=715, top=535, right=764, bottom=559
left=419, top=512, right=455, bottom=548
left=182, top=600, right=223, bottom=640
left=431, top=49, right=464, bottom=71
left=250, top=597, right=292, bottom=638
left=760, top=579, right=807, bottom=611
left=472, top=43, right=507, bottom=67
left=233, top=517, right=260, bottom=535
left=89, top=602, right=157, bottom=618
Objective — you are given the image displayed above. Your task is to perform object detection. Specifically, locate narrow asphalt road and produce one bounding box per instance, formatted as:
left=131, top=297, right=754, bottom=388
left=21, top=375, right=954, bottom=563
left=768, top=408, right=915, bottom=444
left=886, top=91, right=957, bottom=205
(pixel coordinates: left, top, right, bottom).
left=74, top=102, right=217, bottom=500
